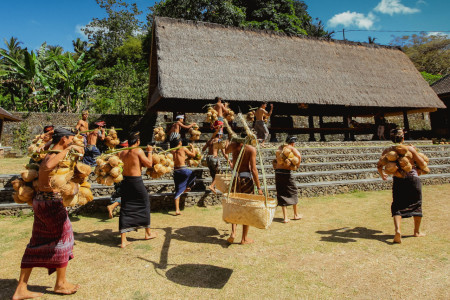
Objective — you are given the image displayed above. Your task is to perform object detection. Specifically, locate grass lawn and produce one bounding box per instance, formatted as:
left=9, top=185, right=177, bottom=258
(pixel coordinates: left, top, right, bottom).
left=0, top=185, right=449, bottom=299
left=0, top=157, right=29, bottom=175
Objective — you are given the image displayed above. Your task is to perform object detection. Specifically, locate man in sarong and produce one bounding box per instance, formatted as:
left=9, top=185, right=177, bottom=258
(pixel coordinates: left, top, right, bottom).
left=82, top=122, right=105, bottom=166
left=202, top=129, right=232, bottom=194
left=225, top=139, right=263, bottom=245
left=168, top=115, right=197, bottom=142
left=171, top=138, right=197, bottom=215
left=13, top=128, right=84, bottom=300
left=254, top=103, right=273, bottom=146
left=275, top=136, right=302, bottom=223
left=118, top=132, right=157, bottom=248
left=213, top=97, right=229, bottom=134
left=378, top=128, right=426, bottom=244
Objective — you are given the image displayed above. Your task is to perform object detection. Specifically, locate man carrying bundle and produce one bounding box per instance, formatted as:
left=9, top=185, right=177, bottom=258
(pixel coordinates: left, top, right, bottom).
left=225, top=137, right=263, bottom=245
left=82, top=121, right=105, bottom=166
left=377, top=128, right=426, bottom=244
left=13, top=128, right=84, bottom=300
left=118, top=132, right=156, bottom=248
left=254, top=103, right=273, bottom=146
left=275, top=136, right=302, bottom=223
left=106, top=140, right=128, bottom=219
left=202, top=129, right=232, bottom=194
left=213, top=97, right=229, bottom=134
left=168, top=115, right=197, bottom=142
left=171, top=138, right=197, bottom=215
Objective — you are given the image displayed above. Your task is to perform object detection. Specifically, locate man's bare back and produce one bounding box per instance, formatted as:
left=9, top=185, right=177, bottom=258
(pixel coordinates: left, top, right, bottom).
left=86, top=128, right=105, bottom=146
left=119, top=147, right=152, bottom=177
left=173, top=145, right=196, bottom=168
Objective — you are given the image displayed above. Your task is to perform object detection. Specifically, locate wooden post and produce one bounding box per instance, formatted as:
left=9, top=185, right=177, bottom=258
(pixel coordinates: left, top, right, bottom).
left=403, top=110, right=410, bottom=140
left=308, top=115, right=315, bottom=142
left=0, top=118, right=3, bottom=146
left=319, top=115, right=326, bottom=142
left=343, top=114, right=350, bottom=141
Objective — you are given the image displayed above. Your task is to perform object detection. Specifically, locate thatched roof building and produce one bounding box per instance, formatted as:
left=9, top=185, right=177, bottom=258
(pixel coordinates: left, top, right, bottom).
left=430, top=75, right=450, bottom=137
left=0, top=107, right=21, bottom=145
left=148, top=17, right=445, bottom=116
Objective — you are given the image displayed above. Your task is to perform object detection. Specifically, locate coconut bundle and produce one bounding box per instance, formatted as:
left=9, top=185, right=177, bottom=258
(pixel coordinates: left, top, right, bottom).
left=225, top=108, right=235, bottom=122
left=28, top=135, right=45, bottom=155
left=94, top=155, right=124, bottom=186
left=153, top=126, right=166, bottom=142
left=146, top=153, right=174, bottom=179
left=104, top=127, right=120, bottom=149
left=189, top=125, right=201, bottom=141
left=275, top=146, right=301, bottom=171
left=12, top=163, right=41, bottom=206
left=246, top=111, right=255, bottom=122
left=378, top=145, right=429, bottom=177
left=186, top=147, right=202, bottom=168
left=73, top=134, right=84, bottom=147
left=205, top=107, right=219, bottom=124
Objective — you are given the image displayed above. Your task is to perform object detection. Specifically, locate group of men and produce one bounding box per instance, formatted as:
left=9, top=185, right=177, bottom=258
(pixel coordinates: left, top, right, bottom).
left=12, top=105, right=426, bottom=299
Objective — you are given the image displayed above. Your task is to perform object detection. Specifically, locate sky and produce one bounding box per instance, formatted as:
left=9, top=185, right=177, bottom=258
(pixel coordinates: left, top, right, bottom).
left=0, top=0, right=448, bottom=52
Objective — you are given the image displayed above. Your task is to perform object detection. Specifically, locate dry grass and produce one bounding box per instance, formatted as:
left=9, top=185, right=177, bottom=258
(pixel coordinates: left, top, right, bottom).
left=0, top=157, right=29, bottom=175
left=0, top=185, right=449, bottom=299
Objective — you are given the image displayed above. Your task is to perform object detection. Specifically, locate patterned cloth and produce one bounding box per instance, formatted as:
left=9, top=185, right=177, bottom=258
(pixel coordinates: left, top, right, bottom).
left=82, top=145, right=101, bottom=166
left=392, top=170, right=422, bottom=218
left=254, top=120, right=269, bottom=141
left=206, top=155, right=220, bottom=179
left=275, top=169, right=298, bottom=206
left=173, top=167, right=197, bottom=199
left=21, top=192, right=74, bottom=275
left=232, top=172, right=255, bottom=194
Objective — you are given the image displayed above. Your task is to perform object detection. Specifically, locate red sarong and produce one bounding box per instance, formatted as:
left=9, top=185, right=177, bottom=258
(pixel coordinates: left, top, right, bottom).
left=21, top=192, right=74, bottom=275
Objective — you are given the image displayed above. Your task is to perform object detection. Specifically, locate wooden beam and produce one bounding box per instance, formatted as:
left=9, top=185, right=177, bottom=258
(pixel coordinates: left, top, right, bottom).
left=403, top=110, right=410, bottom=140
left=308, top=115, right=315, bottom=141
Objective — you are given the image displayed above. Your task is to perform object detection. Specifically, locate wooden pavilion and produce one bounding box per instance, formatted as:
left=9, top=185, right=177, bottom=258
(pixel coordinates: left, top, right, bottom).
left=146, top=17, right=445, bottom=140
left=431, top=75, right=450, bottom=138
left=0, top=107, right=21, bottom=147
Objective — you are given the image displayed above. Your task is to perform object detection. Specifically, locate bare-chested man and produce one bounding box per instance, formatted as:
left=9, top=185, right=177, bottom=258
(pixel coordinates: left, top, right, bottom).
left=275, top=136, right=302, bottom=223
left=118, top=132, right=157, bottom=248
left=225, top=139, right=263, bottom=245
left=168, top=115, right=197, bottom=142
left=75, top=111, right=89, bottom=133
left=377, top=128, right=426, bottom=244
left=171, top=138, right=197, bottom=215
left=13, top=128, right=84, bottom=300
left=213, top=97, right=229, bottom=134
left=82, top=122, right=105, bottom=166
left=202, top=129, right=232, bottom=193
left=254, top=103, right=273, bottom=145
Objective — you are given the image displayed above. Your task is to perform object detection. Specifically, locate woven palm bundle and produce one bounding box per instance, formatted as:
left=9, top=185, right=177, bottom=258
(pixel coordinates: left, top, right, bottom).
left=225, top=104, right=235, bottom=122
left=246, top=111, right=255, bottom=122
left=153, top=126, right=166, bottom=142
left=146, top=153, right=174, bottom=179
left=378, top=145, right=429, bottom=177
left=104, top=127, right=120, bottom=149
left=11, top=163, right=41, bottom=206
left=28, top=135, right=45, bottom=155
left=73, top=134, right=84, bottom=147
left=94, top=155, right=124, bottom=185
left=205, top=107, right=219, bottom=124
left=189, top=125, right=201, bottom=141
left=275, top=146, right=301, bottom=171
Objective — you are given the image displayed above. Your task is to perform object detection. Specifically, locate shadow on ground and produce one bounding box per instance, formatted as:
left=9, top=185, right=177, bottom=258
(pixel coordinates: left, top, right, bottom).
left=74, top=229, right=120, bottom=247
left=172, top=226, right=229, bottom=248
left=316, top=227, right=394, bottom=244
left=0, top=279, right=57, bottom=299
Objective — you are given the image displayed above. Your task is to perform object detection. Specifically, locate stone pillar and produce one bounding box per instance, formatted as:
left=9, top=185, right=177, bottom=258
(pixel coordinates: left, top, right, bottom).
left=308, top=115, right=315, bottom=142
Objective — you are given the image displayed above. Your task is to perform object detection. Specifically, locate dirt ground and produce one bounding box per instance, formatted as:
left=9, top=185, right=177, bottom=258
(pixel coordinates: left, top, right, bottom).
left=0, top=185, right=449, bottom=299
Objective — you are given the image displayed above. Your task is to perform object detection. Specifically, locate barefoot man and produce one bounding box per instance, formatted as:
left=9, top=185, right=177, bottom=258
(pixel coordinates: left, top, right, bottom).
left=377, top=128, right=426, bottom=244
left=82, top=122, right=105, bottom=166
left=118, top=132, right=157, bottom=248
left=13, top=128, right=84, bottom=300
left=275, top=136, right=302, bottom=223
left=171, top=138, right=197, bottom=215
left=254, top=103, right=273, bottom=145
left=168, top=115, right=197, bottom=142
left=225, top=137, right=263, bottom=245
left=75, top=110, right=89, bottom=133
left=202, top=129, right=232, bottom=193
left=213, top=97, right=229, bottom=134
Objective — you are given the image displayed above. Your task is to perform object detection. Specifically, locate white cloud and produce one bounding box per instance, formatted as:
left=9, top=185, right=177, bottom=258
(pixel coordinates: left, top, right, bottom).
left=374, top=0, right=420, bottom=16
left=427, top=32, right=450, bottom=38
left=328, top=11, right=376, bottom=29
left=75, top=24, right=88, bottom=39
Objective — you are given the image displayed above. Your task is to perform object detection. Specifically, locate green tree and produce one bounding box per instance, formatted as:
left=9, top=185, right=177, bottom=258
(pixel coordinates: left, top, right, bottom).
left=391, top=33, right=450, bottom=75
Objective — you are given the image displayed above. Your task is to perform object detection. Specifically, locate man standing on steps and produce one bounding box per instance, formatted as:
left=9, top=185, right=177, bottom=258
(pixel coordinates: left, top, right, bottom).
left=254, top=103, right=273, bottom=146
left=377, top=128, right=426, bottom=244
left=118, top=132, right=157, bottom=248
left=225, top=137, right=263, bottom=245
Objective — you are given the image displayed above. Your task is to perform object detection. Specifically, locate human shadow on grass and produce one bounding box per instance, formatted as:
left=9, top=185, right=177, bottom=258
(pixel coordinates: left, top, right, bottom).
left=172, top=226, right=230, bottom=248
left=0, top=279, right=59, bottom=299
left=316, top=227, right=394, bottom=244
left=137, top=227, right=233, bottom=289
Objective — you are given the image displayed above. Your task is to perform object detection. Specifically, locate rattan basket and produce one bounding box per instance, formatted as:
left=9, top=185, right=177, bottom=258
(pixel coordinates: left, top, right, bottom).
left=222, top=193, right=277, bottom=229
left=215, top=173, right=232, bottom=193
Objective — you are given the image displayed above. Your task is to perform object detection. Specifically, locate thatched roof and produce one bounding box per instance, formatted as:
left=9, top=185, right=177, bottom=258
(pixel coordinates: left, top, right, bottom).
left=148, top=17, right=445, bottom=111
left=432, top=74, right=450, bottom=96
left=0, top=107, right=21, bottom=122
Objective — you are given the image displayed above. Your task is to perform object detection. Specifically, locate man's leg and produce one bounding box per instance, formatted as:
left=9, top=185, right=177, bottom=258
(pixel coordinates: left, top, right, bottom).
left=413, top=216, right=425, bottom=237
left=54, top=267, right=79, bottom=295
left=120, top=232, right=131, bottom=248
left=144, top=228, right=157, bottom=240
left=281, top=206, right=289, bottom=223
left=393, top=215, right=402, bottom=243
left=12, top=268, right=43, bottom=300
left=293, top=204, right=302, bottom=220
left=241, top=225, right=254, bottom=245
left=227, top=224, right=237, bottom=243
left=107, top=201, right=120, bottom=219
left=175, top=197, right=182, bottom=215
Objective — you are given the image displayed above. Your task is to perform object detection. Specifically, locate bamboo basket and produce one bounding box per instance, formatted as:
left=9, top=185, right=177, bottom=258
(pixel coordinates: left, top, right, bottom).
left=215, top=173, right=232, bottom=193
left=222, top=193, right=277, bottom=229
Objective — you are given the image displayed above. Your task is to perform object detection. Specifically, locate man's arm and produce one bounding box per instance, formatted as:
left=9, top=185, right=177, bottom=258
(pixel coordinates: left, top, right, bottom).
left=179, top=121, right=196, bottom=130
left=138, top=146, right=153, bottom=168
left=377, top=148, right=389, bottom=181
left=291, top=147, right=302, bottom=163
left=184, top=145, right=196, bottom=158
left=98, top=128, right=106, bottom=141
left=46, top=145, right=84, bottom=170
left=249, top=148, right=262, bottom=192
left=408, top=146, right=426, bottom=167
left=75, top=120, right=83, bottom=131
left=202, top=140, right=211, bottom=152
left=264, top=104, right=273, bottom=117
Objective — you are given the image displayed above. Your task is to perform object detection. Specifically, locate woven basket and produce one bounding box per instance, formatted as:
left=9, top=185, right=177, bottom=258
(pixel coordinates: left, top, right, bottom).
left=222, top=193, right=277, bottom=229
left=215, top=173, right=232, bottom=193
